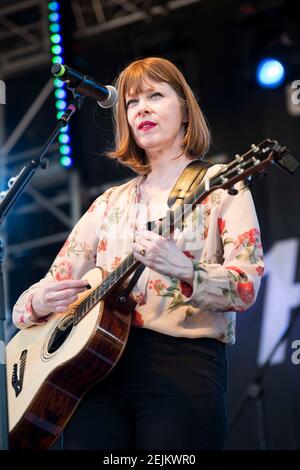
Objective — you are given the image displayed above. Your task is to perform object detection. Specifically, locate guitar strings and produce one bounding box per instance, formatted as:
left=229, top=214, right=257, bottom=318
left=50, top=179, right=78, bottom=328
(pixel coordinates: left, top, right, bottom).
left=73, top=253, right=138, bottom=321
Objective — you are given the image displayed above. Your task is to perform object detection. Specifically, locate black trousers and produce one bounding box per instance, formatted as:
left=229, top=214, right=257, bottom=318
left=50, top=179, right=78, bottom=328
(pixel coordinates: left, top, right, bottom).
left=57, top=326, right=228, bottom=450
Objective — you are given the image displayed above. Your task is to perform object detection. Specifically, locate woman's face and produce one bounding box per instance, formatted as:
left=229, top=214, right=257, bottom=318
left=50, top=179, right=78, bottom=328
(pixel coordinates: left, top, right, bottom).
left=125, top=80, right=186, bottom=154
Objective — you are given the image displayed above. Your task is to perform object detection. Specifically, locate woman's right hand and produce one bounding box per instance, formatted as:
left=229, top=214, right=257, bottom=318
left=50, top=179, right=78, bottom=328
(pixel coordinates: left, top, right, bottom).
left=31, top=279, right=91, bottom=320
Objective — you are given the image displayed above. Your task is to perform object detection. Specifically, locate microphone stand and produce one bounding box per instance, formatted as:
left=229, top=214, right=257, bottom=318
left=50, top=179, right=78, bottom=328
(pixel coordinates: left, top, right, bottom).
left=0, top=92, right=84, bottom=450
left=226, top=311, right=299, bottom=450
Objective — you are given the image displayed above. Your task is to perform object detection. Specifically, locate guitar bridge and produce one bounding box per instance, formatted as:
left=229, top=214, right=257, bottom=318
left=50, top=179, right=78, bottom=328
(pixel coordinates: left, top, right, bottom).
left=11, top=349, right=27, bottom=397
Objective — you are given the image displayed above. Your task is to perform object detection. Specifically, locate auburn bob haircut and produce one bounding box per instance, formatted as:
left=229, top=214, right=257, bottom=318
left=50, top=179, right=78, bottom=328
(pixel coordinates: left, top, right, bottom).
left=107, top=57, right=211, bottom=174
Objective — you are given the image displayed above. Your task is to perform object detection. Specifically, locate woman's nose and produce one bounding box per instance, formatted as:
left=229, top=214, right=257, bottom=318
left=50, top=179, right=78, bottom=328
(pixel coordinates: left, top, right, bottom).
left=137, top=99, right=150, bottom=115
left=137, top=108, right=149, bottom=116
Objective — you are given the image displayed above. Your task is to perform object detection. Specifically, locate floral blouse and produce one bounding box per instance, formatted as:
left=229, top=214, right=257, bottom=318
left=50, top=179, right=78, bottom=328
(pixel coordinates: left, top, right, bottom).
left=12, top=164, right=264, bottom=344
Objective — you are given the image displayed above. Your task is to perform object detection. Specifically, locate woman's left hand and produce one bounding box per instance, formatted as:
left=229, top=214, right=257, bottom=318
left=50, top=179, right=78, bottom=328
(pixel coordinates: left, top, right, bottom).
left=133, top=230, right=194, bottom=286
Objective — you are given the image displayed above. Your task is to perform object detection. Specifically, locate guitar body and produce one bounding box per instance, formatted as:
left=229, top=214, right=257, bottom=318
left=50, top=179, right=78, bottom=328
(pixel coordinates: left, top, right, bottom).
left=6, top=267, right=132, bottom=450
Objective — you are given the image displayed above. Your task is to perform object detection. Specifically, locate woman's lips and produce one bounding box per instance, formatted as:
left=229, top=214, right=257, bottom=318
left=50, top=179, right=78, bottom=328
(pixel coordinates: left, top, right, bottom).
left=138, top=121, right=157, bottom=131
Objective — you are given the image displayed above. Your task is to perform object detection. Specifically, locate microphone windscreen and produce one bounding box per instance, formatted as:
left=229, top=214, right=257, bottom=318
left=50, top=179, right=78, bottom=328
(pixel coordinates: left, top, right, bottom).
left=97, top=85, right=118, bottom=108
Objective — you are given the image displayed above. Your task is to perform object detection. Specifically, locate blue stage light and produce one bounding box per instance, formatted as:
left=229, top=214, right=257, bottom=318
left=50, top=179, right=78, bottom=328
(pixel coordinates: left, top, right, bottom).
left=60, top=156, right=73, bottom=168
left=60, top=145, right=71, bottom=155
left=50, top=33, right=61, bottom=44
left=56, top=100, right=66, bottom=110
left=52, top=56, right=63, bottom=64
left=51, top=44, right=62, bottom=55
left=48, top=2, right=59, bottom=12
left=49, top=23, right=61, bottom=33
left=58, top=133, right=70, bottom=144
left=55, top=89, right=66, bottom=99
left=48, top=12, right=60, bottom=22
left=53, top=78, right=64, bottom=88
left=256, top=58, right=285, bottom=88
left=49, top=1, right=73, bottom=168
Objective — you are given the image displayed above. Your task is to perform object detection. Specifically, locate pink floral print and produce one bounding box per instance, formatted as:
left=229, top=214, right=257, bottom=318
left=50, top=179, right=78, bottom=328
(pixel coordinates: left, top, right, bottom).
left=51, top=260, right=73, bottom=281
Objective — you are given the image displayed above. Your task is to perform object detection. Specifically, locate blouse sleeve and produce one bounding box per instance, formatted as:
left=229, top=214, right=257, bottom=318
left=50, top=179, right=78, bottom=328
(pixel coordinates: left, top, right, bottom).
left=182, top=181, right=264, bottom=312
left=12, top=187, right=115, bottom=329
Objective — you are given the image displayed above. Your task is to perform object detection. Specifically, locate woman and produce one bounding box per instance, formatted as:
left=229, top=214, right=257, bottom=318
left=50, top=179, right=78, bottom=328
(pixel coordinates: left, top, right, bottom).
left=13, top=57, right=264, bottom=450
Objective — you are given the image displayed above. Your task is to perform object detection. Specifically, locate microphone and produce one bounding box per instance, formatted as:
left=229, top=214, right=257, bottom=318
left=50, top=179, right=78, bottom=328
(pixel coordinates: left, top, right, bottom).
left=51, top=63, right=118, bottom=108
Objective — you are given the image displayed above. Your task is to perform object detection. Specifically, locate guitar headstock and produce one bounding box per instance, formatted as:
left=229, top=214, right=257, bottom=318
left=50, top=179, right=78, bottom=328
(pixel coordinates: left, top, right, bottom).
left=207, top=139, right=299, bottom=192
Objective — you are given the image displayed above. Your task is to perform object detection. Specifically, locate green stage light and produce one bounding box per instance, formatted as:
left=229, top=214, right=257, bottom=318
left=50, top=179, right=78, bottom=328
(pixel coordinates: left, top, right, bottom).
left=50, top=34, right=61, bottom=44
left=48, top=2, right=59, bottom=12
left=49, top=23, right=61, bottom=33
left=51, top=45, right=62, bottom=55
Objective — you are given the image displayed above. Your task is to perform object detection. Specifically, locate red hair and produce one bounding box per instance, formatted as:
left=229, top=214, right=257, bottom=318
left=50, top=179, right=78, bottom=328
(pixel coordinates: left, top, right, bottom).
left=106, top=57, right=211, bottom=174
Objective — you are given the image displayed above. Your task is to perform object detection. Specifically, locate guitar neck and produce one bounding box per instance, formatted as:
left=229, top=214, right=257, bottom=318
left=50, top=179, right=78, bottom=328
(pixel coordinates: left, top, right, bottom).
left=73, top=254, right=140, bottom=324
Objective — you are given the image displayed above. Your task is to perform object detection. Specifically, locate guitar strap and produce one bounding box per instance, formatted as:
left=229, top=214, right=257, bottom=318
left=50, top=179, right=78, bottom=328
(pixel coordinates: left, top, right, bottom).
left=167, top=158, right=212, bottom=209
left=118, top=158, right=212, bottom=304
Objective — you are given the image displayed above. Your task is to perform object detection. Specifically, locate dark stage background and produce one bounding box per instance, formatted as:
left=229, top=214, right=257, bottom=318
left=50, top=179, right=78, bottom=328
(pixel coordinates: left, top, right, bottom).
left=1, top=0, right=300, bottom=450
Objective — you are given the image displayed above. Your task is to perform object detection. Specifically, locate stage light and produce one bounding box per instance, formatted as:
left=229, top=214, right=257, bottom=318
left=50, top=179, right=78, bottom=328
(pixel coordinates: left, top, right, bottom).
left=256, top=58, right=285, bottom=88
left=48, top=2, right=59, bottom=11
left=48, top=13, right=60, bottom=22
left=49, top=0, right=73, bottom=169
left=56, top=100, right=66, bottom=110
left=50, top=34, right=61, bottom=44
left=49, top=23, right=61, bottom=33
left=60, top=156, right=73, bottom=168
left=53, top=78, right=64, bottom=88
left=51, top=45, right=62, bottom=55
left=52, top=56, right=63, bottom=64
left=60, top=145, right=71, bottom=155
left=55, top=89, right=66, bottom=99
left=58, top=133, right=70, bottom=144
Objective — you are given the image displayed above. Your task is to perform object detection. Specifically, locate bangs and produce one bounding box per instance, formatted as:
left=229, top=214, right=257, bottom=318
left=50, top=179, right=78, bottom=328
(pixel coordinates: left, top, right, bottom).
left=121, top=62, right=167, bottom=97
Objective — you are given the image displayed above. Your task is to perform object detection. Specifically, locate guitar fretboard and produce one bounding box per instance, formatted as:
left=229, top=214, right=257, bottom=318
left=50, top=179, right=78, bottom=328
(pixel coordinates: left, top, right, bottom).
left=73, top=253, right=139, bottom=325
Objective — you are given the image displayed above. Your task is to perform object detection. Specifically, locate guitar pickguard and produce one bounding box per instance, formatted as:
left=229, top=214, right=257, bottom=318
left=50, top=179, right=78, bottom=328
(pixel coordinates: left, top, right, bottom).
left=11, top=349, right=27, bottom=397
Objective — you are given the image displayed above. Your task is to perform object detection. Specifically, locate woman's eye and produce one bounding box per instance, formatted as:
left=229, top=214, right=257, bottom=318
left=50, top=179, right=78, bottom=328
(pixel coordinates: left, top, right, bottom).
left=150, top=92, right=162, bottom=98
left=126, top=99, right=137, bottom=107
left=126, top=93, right=162, bottom=107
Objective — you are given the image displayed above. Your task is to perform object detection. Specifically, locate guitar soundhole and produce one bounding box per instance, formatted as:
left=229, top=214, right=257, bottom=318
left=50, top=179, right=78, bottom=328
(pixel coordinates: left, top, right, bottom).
left=46, top=315, right=74, bottom=355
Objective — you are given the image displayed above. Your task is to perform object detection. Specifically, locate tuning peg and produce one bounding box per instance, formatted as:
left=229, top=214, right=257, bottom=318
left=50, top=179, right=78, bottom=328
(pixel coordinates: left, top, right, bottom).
left=227, top=187, right=238, bottom=196
left=251, top=144, right=260, bottom=153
